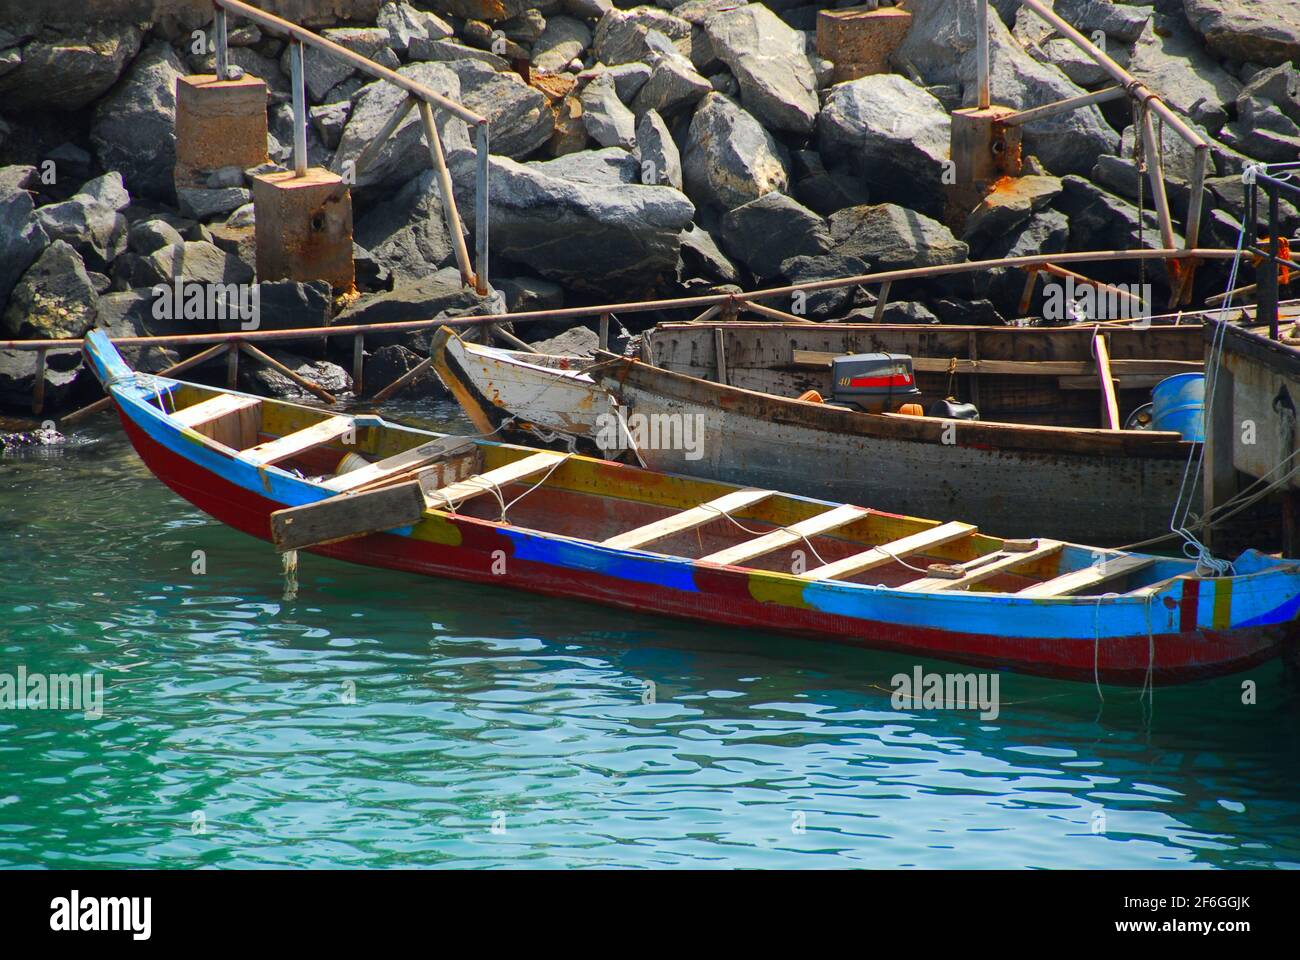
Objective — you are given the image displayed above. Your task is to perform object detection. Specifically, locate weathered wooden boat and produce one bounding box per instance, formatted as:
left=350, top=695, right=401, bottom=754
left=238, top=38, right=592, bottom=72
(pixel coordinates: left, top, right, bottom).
left=85, top=329, right=1300, bottom=686
left=432, top=323, right=1214, bottom=545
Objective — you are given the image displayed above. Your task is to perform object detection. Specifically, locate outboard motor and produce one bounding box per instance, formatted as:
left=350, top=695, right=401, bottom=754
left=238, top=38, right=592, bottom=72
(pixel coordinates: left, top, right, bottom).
left=830, top=353, right=922, bottom=413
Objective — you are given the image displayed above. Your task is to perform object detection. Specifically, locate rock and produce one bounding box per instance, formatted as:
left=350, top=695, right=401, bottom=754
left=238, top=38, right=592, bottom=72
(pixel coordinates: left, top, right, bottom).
left=531, top=324, right=599, bottom=355
left=163, top=240, right=256, bottom=287
left=407, top=37, right=510, bottom=69
left=355, top=169, right=458, bottom=279
left=232, top=280, right=332, bottom=334
left=282, top=28, right=400, bottom=102
left=581, top=73, right=637, bottom=149
left=497, top=275, right=564, bottom=312
left=1239, top=63, right=1300, bottom=127
left=1052, top=0, right=1151, bottom=43
left=630, top=47, right=712, bottom=116
left=91, top=41, right=184, bottom=203
left=1184, top=0, right=1300, bottom=66
left=0, top=164, right=38, bottom=195
left=720, top=192, right=831, bottom=281
left=533, top=16, right=592, bottom=72
left=1118, top=120, right=1209, bottom=185
left=1052, top=174, right=1180, bottom=253
left=377, top=1, right=455, bottom=55
left=93, top=288, right=184, bottom=373
left=1036, top=37, right=1130, bottom=88
left=592, top=7, right=692, bottom=65
left=1128, top=13, right=1241, bottom=134
left=127, top=219, right=184, bottom=256
left=700, top=4, right=818, bottom=134
left=683, top=92, right=788, bottom=211
left=961, top=175, right=1063, bottom=250
left=75, top=172, right=130, bottom=213
left=188, top=45, right=289, bottom=101
left=0, top=182, right=49, bottom=317
left=829, top=204, right=969, bottom=270
left=363, top=343, right=446, bottom=397
left=242, top=349, right=353, bottom=400
left=0, top=241, right=98, bottom=340
left=790, top=150, right=870, bottom=217
left=310, top=101, right=352, bottom=151
left=0, top=23, right=142, bottom=111
left=927, top=298, right=1007, bottom=326
left=1091, top=154, right=1198, bottom=217
left=679, top=223, right=739, bottom=283
left=636, top=109, right=682, bottom=189
left=531, top=146, right=639, bottom=183
left=452, top=152, right=695, bottom=297
left=176, top=186, right=252, bottom=221
left=593, top=61, right=652, bottom=102
left=778, top=253, right=869, bottom=319
left=33, top=196, right=128, bottom=272
left=0, top=350, right=82, bottom=410
left=970, top=209, right=1071, bottom=312
left=875, top=301, right=940, bottom=324
left=335, top=267, right=500, bottom=350
left=444, top=59, right=552, bottom=159
left=818, top=74, right=950, bottom=219
left=334, top=62, right=469, bottom=190
left=43, top=143, right=95, bottom=197
left=501, top=9, right=548, bottom=45
left=896, top=0, right=1117, bottom=176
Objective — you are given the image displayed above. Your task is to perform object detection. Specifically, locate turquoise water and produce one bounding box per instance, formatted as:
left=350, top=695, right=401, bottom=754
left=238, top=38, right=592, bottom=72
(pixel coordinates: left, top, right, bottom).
left=2, top=400, right=1300, bottom=869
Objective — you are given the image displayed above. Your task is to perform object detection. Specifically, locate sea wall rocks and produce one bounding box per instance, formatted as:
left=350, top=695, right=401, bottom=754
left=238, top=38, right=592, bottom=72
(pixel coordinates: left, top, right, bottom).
left=0, top=0, right=1296, bottom=413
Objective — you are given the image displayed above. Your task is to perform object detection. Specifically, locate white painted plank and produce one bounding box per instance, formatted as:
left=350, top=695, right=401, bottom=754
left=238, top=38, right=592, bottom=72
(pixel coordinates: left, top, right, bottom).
left=602, top=488, right=775, bottom=550
left=801, top=521, right=978, bottom=581
left=699, top=504, right=870, bottom=567
left=424, top=451, right=565, bottom=510
left=243, top=417, right=353, bottom=466
left=1018, top=554, right=1157, bottom=598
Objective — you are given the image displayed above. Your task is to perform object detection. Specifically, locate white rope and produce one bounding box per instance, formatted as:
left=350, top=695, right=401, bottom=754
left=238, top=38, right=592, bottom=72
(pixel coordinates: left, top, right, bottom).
left=1092, top=592, right=1120, bottom=703
left=695, top=503, right=834, bottom=569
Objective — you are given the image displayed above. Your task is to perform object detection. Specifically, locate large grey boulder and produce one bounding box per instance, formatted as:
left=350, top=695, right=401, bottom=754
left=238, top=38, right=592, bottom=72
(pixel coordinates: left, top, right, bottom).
left=829, top=204, right=969, bottom=271
left=334, top=267, right=501, bottom=351
left=333, top=62, right=469, bottom=190
left=533, top=16, right=591, bottom=72
left=94, top=288, right=185, bottom=373
left=377, top=1, right=454, bottom=55
left=592, top=7, right=692, bottom=65
left=281, top=27, right=399, bottom=102
left=33, top=195, right=128, bottom=272
left=452, top=152, right=696, bottom=297
left=1128, top=13, right=1241, bottom=134
left=970, top=209, right=1071, bottom=311
left=241, top=349, right=353, bottom=400
left=1053, top=175, right=1180, bottom=253
left=154, top=240, right=255, bottom=288
left=701, top=3, right=818, bottom=134
left=91, top=41, right=184, bottom=203
left=683, top=92, right=788, bottom=211
left=630, top=42, right=712, bottom=116
left=636, top=109, right=682, bottom=190
left=0, top=181, right=49, bottom=317
left=679, top=223, right=739, bottom=284
left=355, top=169, right=458, bottom=280
left=818, top=74, right=950, bottom=219
left=1239, top=63, right=1300, bottom=128
left=1052, top=0, right=1150, bottom=43
left=0, top=23, right=142, bottom=111
left=76, top=172, right=130, bottom=213
left=720, top=192, right=831, bottom=281
left=778, top=253, right=869, bottom=319
left=0, top=241, right=99, bottom=340
left=581, top=73, right=637, bottom=149
left=896, top=0, right=1117, bottom=175
left=0, top=349, right=82, bottom=409
left=531, top=147, right=639, bottom=184
left=444, top=60, right=553, bottom=159
left=961, top=175, right=1063, bottom=250
left=1183, top=0, right=1300, bottom=66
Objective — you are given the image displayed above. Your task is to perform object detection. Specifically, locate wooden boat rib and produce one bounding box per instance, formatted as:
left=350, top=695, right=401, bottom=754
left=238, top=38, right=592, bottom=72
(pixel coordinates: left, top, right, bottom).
left=85, top=330, right=1300, bottom=686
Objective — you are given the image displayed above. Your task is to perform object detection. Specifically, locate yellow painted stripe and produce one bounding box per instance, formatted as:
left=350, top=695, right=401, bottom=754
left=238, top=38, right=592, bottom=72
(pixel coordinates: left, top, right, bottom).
left=1213, top=578, right=1233, bottom=629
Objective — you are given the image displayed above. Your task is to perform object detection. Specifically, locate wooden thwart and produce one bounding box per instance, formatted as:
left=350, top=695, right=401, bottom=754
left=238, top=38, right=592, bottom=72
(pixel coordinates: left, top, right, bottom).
left=172, top=394, right=262, bottom=429
left=700, top=504, right=869, bottom=567
left=1018, top=554, right=1157, bottom=598
left=602, top=488, right=775, bottom=551
left=243, top=416, right=353, bottom=466
left=800, top=521, right=978, bottom=581
left=904, top=540, right=1065, bottom=593
left=425, top=451, right=565, bottom=510
left=271, top=479, right=426, bottom=552
left=322, top=436, right=476, bottom=493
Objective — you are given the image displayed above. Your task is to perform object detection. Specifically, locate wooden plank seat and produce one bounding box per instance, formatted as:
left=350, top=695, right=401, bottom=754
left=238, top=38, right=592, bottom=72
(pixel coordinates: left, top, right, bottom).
left=242, top=416, right=354, bottom=467
left=602, top=488, right=776, bottom=551
left=424, top=451, right=566, bottom=511
left=172, top=394, right=262, bottom=429
left=321, top=437, right=477, bottom=493
left=903, top=539, right=1065, bottom=593
left=1018, top=554, right=1157, bottom=598
left=800, top=521, right=978, bottom=581
left=699, top=504, right=870, bottom=567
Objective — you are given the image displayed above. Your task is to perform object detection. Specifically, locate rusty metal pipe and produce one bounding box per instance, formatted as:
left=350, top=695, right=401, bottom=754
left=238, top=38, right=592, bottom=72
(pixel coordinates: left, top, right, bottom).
left=1003, top=86, right=1125, bottom=126
left=418, top=99, right=475, bottom=290
left=289, top=39, right=307, bottom=177
left=975, top=0, right=990, bottom=110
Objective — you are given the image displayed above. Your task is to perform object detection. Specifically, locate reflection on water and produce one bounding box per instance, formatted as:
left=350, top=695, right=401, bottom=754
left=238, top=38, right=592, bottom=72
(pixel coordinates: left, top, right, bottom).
left=1, top=400, right=1298, bottom=868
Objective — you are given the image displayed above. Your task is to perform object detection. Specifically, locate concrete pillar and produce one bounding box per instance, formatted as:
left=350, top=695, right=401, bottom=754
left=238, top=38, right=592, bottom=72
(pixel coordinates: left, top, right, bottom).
left=174, top=74, right=269, bottom=188
left=251, top=169, right=355, bottom=294
left=816, top=6, right=913, bottom=84
left=950, top=106, right=1023, bottom=184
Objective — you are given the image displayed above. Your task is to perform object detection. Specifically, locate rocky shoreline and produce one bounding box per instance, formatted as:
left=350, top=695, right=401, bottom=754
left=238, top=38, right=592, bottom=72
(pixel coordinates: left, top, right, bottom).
left=1, top=0, right=1298, bottom=415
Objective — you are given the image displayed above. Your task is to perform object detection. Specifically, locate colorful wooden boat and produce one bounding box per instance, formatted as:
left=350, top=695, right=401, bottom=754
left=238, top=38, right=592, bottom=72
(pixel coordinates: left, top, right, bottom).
left=84, top=329, right=1300, bottom=686
left=431, top=323, right=1217, bottom=545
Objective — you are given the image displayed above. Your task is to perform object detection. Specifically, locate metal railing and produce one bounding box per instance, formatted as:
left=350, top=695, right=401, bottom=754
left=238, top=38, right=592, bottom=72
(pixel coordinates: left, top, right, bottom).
left=212, top=0, right=491, bottom=295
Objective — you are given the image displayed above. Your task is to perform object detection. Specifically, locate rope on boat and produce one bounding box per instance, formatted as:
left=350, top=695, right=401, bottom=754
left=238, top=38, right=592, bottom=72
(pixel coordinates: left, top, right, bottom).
left=695, top=503, right=834, bottom=569
left=443, top=451, right=574, bottom=524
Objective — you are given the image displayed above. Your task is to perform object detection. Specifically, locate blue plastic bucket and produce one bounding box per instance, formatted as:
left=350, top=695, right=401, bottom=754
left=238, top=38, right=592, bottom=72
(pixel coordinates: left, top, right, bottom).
left=1150, top=373, right=1205, bottom=442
